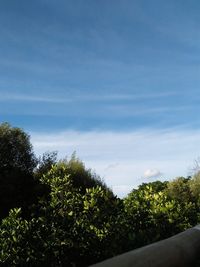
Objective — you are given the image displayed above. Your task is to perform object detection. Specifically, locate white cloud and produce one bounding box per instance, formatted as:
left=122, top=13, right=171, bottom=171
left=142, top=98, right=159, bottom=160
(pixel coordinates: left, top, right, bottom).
left=143, top=169, right=162, bottom=179
left=31, top=128, right=200, bottom=198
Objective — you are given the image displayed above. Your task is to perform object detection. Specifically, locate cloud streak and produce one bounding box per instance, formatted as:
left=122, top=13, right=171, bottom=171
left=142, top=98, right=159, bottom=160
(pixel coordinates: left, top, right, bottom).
left=0, top=91, right=177, bottom=104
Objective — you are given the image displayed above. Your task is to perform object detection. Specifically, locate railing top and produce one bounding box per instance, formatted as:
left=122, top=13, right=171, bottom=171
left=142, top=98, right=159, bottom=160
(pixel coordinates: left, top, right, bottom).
left=91, top=226, right=200, bottom=267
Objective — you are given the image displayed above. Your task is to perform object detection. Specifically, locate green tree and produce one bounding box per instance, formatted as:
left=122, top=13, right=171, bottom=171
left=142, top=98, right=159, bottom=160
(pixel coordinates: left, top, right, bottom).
left=35, top=151, right=58, bottom=179
left=138, top=180, right=168, bottom=193
left=0, top=122, right=37, bottom=173
left=165, top=177, right=193, bottom=203
left=0, top=123, right=37, bottom=219
left=33, top=151, right=58, bottom=202
left=165, top=177, right=198, bottom=227
left=0, top=164, right=127, bottom=266
left=124, top=184, right=197, bottom=249
left=58, top=153, right=112, bottom=195
left=189, top=171, right=200, bottom=205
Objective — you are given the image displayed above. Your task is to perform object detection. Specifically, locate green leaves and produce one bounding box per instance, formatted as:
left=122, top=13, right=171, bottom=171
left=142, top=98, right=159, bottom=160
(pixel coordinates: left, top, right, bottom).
left=0, top=123, right=38, bottom=219
left=0, top=163, right=126, bottom=266
left=1, top=156, right=200, bottom=266
left=124, top=181, right=199, bottom=248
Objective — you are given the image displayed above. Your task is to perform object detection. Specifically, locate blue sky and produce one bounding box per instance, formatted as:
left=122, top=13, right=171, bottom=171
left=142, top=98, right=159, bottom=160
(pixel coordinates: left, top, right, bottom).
left=1, top=0, right=200, bottom=196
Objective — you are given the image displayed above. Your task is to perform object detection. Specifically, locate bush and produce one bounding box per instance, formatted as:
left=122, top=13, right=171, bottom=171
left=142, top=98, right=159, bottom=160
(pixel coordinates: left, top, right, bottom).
left=0, top=164, right=128, bottom=266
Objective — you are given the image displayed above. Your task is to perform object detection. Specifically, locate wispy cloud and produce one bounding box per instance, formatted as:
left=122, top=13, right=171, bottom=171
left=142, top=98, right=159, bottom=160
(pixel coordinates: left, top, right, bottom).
left=31, top=128, right=200, bottom=197
left=105, top=104, right=194, bottom=117
left=0, top=93, right=79, bottom=104
left=0, top=91, right=177, bottom=104
left=0, top=93, right=71, bottom=103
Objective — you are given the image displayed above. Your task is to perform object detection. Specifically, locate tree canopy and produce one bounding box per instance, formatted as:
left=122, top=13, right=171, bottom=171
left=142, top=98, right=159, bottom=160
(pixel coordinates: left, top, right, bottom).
left=0, top=123, right=37, bottom=218
left=0, top=122, right=37, bottom=173
left=1, top=122, right=200, bottom=266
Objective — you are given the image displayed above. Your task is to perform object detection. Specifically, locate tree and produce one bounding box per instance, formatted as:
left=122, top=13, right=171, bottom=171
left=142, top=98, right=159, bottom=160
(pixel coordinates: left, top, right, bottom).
left=189, top=171, right=200, bottom=205
left=0, top=164, right=128, bottom=266
left=124, top=183, right=197, bottom=249
left=165, top=177, right=198, bottom=227
left=58, top=153, right=112, bottom=195
left=138, top=180, right=168, bottom=193
left=165, top=177, right=193, bottom=203
left=0, top=123, right=37, bottom=219
left=35, top=151, right=58, bottom=179
left=0, top=122, right=37, bottom=173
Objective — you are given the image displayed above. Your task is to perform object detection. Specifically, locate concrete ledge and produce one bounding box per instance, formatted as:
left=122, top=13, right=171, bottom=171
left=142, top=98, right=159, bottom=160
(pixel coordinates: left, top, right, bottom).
left=91, top=226, right=200, bottom=267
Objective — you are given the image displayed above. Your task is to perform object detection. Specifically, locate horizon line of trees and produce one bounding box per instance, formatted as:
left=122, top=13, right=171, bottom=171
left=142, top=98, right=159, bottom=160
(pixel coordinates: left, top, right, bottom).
left=1, top=122, right=200, bottom=266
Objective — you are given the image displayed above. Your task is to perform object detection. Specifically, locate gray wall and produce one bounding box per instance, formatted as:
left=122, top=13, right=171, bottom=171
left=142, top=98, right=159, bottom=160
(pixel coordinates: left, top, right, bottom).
left=91, top=226, right=200, bottom=267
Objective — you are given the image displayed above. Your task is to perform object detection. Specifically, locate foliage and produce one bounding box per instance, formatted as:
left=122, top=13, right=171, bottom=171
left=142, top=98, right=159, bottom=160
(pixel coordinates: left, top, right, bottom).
left=1, top=122, right=200, bottom=266
left=35, top=151, right=58, bottom=178
left=39, top=164, right=128, bottom=264
left=189, top=171, right=200, bottom=204
left=0, top=164, right=128, bottom=266
left=58, top=153, right=112, bottom=195
left=0, top=122, right=37, bottom=173
left=0, top=123, right=38, bottom=219
left=0, top=208, right=38, bottom=265
left=138, top=180, right=168, bottom=193
left=124, top=183, right=198, bottom=248
left=165, top=177, right=193, bottom=203
left=165, top=177, right=198, bottom=227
